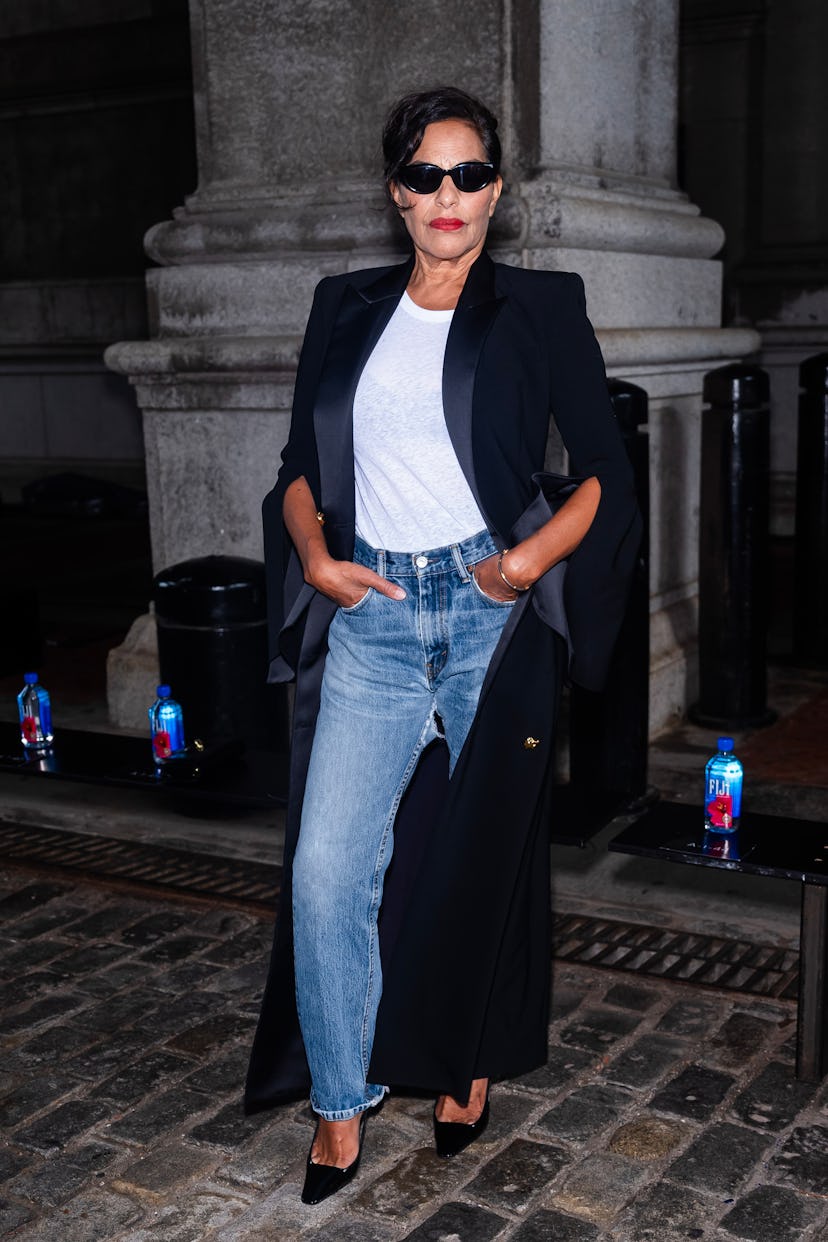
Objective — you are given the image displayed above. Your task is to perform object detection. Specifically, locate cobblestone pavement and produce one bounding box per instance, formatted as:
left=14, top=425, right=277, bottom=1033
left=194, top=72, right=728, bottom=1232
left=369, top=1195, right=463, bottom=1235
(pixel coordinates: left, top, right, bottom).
left=3, top=868, right=828, bottom=1242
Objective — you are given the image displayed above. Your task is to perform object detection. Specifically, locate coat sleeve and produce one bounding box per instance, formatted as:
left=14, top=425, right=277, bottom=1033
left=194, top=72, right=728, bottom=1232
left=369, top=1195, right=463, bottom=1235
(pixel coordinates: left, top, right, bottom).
left=547, top=273, right=642, bottom=692
left=262, top=277, right=337, bottom=679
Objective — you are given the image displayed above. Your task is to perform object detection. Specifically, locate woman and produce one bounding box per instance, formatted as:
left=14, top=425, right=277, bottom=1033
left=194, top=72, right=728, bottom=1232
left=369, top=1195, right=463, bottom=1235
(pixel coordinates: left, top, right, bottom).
left=245, top=86, right=641, bottom=1204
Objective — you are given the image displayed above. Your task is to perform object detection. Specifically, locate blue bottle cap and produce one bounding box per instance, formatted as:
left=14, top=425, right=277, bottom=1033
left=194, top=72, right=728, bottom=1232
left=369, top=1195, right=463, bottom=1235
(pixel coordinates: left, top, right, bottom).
left=718, top=736, right=734, bottom=752
left=24, top=672, right=38, bottom=684
left=157, top=684, right=171, bottom=697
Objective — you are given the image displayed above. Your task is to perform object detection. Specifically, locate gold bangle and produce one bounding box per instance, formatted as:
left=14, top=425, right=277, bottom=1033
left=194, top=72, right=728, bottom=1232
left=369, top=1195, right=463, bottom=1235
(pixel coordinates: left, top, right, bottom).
left=498, top=549, right=528, bottom=593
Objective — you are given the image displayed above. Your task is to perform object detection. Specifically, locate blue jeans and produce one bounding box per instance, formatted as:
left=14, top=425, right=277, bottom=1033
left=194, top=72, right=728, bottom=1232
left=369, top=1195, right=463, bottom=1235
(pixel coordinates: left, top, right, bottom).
left=292, top=529, right=515, bottom=1120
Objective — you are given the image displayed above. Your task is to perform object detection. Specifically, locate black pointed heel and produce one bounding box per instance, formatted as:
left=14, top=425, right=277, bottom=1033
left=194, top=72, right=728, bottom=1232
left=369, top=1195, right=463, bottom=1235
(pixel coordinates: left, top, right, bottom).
left=433, top=1093, right=490, bottom=1159
left=301, top=1111, right=368, bottom=1206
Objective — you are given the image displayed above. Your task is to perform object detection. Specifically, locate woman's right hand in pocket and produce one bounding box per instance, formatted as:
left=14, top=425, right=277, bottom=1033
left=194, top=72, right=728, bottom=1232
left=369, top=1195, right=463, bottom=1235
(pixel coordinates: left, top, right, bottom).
left=306, top=553, right=406, bottom=608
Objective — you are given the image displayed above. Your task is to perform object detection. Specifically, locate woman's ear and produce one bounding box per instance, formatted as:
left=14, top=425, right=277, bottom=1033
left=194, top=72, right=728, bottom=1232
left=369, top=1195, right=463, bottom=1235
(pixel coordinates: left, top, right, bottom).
left=488, top=175, right=503, bottom=218
left=388, top=181, right=406, bottom=213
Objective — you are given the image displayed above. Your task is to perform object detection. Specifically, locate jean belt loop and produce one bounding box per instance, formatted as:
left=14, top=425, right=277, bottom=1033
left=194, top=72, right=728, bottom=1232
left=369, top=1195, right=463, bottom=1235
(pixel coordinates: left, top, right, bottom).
left=451, top=542, right=471, bottom=582
left=377, top=547, right=386, bottom=578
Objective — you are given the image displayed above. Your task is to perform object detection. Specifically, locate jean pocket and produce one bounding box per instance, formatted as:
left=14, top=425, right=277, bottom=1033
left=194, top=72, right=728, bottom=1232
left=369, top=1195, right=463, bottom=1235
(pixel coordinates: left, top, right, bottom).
left=468, top=573, right=517, bottom=607
left=339, top=587, right=374, bottom=614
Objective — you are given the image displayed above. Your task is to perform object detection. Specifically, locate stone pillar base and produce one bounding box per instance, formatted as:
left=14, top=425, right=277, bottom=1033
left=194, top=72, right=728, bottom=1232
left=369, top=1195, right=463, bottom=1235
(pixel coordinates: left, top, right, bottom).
left=106, top=611, right=159, bottom=732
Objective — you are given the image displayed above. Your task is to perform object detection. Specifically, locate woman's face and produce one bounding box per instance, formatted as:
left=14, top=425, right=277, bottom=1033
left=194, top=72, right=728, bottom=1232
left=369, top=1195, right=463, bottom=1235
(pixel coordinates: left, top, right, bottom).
left=390, top=119, right=502, bottom=266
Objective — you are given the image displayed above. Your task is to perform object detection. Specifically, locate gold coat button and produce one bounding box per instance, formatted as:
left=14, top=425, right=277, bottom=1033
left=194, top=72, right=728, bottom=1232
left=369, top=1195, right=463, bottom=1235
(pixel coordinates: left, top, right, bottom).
left=523, top=736, right=540, bottom=750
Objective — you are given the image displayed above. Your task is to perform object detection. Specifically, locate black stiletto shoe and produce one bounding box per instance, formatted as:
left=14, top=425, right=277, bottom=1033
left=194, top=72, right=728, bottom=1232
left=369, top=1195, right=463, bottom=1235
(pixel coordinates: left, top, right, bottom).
left=301, top=1111, right=368, bottom=1205
left=433, top=1092, right=490, bottom=1159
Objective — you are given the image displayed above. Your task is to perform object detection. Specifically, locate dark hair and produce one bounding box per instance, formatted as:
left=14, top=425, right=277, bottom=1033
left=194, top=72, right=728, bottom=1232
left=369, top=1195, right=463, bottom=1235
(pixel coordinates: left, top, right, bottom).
left=382, top=86, right=502, bottom=187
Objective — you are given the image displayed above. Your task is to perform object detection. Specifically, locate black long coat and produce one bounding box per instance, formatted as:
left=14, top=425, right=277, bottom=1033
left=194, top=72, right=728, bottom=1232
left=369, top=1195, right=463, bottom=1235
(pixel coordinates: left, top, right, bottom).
left=244, top=251, right=641, bottom=1113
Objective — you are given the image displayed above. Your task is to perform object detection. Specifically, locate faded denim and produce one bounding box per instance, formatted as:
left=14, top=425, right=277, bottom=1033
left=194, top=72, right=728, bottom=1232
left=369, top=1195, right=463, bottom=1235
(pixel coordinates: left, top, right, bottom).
left=292, top=529, right=513, bottom=1120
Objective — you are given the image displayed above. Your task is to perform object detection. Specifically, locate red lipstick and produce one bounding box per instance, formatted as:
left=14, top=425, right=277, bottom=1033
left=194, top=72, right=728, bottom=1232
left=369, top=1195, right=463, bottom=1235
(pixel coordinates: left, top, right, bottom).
left=430, top=218, right=464, bottom=231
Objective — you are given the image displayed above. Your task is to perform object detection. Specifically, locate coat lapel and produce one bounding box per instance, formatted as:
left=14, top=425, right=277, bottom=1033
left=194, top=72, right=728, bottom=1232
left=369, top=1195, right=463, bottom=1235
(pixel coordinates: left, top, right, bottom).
left=313, top=259, right=413, bottom=542
left=442, top=251, right=505, bottom=533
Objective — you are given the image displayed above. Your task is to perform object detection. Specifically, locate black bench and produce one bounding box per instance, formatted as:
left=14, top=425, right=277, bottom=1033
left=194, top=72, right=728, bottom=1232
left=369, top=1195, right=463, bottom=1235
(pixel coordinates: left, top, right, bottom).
left=0, top=721, right=619, bottom=840
left=0, top=721, right=287, bottom=810
left=610, top=800, right=828, bottom=1081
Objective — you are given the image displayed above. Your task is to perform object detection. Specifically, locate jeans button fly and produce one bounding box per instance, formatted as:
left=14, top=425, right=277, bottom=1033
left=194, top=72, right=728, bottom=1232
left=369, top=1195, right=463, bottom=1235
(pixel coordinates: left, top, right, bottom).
left=415, top=555, right=428, bottom=569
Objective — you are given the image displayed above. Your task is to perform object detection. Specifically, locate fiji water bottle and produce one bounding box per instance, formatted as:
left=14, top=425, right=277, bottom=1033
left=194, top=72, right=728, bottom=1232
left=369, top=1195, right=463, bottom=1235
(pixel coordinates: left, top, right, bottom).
left=704, top=736, right=744, bottom=833
left=17, top=673, right=53, bottom=751
left=148, top=685, right=186, bottom=766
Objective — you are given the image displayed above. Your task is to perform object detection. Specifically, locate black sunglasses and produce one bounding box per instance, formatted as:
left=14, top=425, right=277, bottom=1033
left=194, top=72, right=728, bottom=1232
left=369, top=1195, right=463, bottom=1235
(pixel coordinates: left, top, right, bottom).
left=397, top=161, right=496, bottom=195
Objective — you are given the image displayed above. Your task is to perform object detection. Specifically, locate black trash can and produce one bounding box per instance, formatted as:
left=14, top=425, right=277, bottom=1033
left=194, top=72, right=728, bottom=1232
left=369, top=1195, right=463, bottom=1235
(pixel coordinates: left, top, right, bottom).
left=153, top=555, right=287, bottom=753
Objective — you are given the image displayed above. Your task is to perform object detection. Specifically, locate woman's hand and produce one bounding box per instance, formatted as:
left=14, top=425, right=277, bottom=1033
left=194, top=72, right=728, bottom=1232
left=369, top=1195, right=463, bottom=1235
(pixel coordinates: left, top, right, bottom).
left=473, top=478, right=603, bottom=601
left=472, top=553, right=522, bottom=602
left=283, top=477, right=406, bottom=608
left=307, top=551, right=406, bottom=608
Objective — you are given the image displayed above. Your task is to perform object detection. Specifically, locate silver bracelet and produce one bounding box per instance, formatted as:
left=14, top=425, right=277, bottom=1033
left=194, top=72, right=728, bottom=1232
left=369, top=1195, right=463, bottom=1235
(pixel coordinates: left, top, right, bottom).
left=497, top=549, right=528, bottom=593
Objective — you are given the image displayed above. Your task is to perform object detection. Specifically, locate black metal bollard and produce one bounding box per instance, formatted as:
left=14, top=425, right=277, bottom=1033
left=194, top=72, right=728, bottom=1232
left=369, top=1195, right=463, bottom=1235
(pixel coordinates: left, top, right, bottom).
left=794, top=353, right=828, bottom=666
left=567, top=380, right=651, bottom=815
left=154, top=555, right=288, bottom=753
left=691, top=364, right=776, bottom=728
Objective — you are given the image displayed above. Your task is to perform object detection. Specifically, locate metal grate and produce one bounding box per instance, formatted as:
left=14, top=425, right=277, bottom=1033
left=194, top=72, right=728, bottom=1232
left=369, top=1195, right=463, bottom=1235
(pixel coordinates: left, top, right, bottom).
left=552, top=911, right=800, bottom=1000
left=0, top=820, right=801, bottom=1000
left=0, top=821, right=280, bottom=912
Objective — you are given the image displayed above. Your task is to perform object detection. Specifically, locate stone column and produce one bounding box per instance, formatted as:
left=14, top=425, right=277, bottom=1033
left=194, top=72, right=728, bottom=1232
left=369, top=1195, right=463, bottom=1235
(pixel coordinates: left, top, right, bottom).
left=104, top=0, right=509, bottom=724
left=518, top=0, right=758, bottom=727
left=106, top=0, right=757, bottom=731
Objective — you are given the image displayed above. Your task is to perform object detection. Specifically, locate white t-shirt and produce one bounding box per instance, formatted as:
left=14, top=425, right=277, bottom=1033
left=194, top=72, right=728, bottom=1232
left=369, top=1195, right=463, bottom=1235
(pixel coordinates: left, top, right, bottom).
left=352, top=293, right=485, bottom=551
